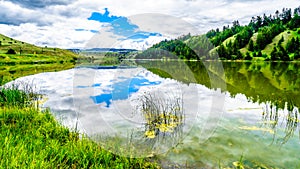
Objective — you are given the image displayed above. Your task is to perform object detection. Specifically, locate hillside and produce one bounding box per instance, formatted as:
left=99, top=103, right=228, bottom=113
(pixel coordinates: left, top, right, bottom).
left=0, top=34, right=78, bottom=64
left=137, top=7, right=300, bottom=61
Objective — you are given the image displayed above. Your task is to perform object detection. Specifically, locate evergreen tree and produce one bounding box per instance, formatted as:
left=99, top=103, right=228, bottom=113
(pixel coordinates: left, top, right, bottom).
left=278, top=46, right=290, bottom=61
left=248, top=39, right=254, bottom=51
left=245, top=52, right=252, bottom=60
left=271, top=47, right=279, bottom=60
left=253, top=52, right=257, bottom=58
left=236, top=50, right=243, bottom=59
left=257, top=50, right=262, bottom=57
left=278, top=36, right=284, bottom=45
left=217, top=44, right=228, bottom=59
left=294, top=50, right=300, bottom=60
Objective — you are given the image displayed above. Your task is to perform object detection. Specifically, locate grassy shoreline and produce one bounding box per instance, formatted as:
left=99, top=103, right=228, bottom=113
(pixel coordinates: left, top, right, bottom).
left=0, top=86, right=159, bottom=168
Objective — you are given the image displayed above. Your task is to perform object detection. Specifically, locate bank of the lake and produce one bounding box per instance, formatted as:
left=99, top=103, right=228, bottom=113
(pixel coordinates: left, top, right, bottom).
left=0, top=87, right=159, bottom=168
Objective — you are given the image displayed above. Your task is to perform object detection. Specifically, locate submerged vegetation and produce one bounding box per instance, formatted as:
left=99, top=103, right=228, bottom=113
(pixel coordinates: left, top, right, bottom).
left=138, top=92, right=184, bottom=139
left=0, top=84, right=159, bottom=168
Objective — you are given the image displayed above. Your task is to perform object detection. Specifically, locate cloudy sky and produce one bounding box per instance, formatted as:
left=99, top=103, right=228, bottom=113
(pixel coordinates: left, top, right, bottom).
left=0, top=0, right=299, bottom=49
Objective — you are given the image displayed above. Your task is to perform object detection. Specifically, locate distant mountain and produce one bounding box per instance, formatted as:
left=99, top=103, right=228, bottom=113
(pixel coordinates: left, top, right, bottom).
left=77, top=48, right=138, bottom=53
left=137, top=6, right=300, bottom=61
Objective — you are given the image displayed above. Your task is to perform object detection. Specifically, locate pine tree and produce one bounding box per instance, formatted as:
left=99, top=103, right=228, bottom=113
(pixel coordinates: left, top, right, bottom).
left=271, top=47, right=279, bottom=60
left=253, top=52, right=257, bottom=58
left=278, top=36, right=284, bottom=45
left=257, top=50, right=262, bottom=57
left=245, top=52, right=252, bottom=60
left=248, top=39, right=254, bottom=51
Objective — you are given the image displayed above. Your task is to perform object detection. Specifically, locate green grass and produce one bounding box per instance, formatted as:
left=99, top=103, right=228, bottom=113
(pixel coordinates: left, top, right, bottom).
left=0, top=83, right=38, bottom=107
left=0, top=85, right=159, bottom=168
left=0, top=34, right=78, bottom=65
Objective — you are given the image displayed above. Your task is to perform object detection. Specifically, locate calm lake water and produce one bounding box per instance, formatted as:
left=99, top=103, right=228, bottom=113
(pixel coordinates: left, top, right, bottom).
left=7, top=61, right=300, bottom=168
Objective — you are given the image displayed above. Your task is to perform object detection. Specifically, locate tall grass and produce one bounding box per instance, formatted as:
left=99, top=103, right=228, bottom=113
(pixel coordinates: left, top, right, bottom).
left=0, top=84, right=159, bottom=168
left=0, top=82, right=39, bottom=108
left=138, top=91, right=184, bottom=139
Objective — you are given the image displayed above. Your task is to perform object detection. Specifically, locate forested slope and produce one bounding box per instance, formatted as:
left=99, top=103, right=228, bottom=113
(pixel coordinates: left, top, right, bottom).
left=137, top=7, right=300, bottom=61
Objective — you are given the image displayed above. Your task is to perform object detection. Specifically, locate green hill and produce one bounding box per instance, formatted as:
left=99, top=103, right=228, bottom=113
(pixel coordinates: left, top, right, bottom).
left=0, top=34, right=80, bottom=85
left=137, top=7, right=300, bottom=61
left=0, top=34, right=78, bottom=64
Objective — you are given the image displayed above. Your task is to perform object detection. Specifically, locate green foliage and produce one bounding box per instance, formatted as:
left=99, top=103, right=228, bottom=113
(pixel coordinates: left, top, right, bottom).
left=139, top=6, right=300, bottom=61
left=206, top=6, right=300, bottom=60
left=0, top=34, right=78, bottom=64
left=217, top=44, right=228, bottom=59
left=271, top=46, right=290, bottom=61
left=257, top=50, right=263, bottom=57
left=0, top=107, right=158, bottom=168
left=0, top=85, right=159, bottom=168
left=234, top=26, right=253, bottom=48
left=256, top=24, right=285, bottom=50
left=278, top=36, right=284, bottom=45
left=245, top=52, right=252, bottom=60
left=136, top=35, right=210, bottom=60
left=207, top=21, right=243, bottom=47
left=0, top=83, right=38, bottom=107
left=286, top=37, right=300, bottom=53
left=186, top=35, right=215, bottom=59
left=248, top=39, right=254, bottom=51
left=6, top=48, right=16, bottom=54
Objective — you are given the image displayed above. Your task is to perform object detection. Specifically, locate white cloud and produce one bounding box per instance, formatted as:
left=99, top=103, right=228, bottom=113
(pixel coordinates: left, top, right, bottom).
left=0, top=0, right=299, bottom=49
left=115, top=35, right=169, bottom=50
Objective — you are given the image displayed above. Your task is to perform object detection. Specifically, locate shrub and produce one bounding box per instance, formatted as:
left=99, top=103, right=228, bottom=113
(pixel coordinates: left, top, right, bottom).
left=6, top=48, right=16, bottom=54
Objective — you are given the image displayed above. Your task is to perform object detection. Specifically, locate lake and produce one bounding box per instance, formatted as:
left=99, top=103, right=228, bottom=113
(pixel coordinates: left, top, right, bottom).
left=6, top=60, right=300, bottom=168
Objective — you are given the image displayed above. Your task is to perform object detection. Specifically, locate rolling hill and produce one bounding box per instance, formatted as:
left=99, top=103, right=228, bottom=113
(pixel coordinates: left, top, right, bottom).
left=137, top=6, right=300, bottom=61
left=0, top=34, right=78, bottom=64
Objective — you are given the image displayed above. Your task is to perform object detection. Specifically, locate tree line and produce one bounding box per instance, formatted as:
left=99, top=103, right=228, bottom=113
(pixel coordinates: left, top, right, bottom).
left=137, top=6, right=300, bottom=61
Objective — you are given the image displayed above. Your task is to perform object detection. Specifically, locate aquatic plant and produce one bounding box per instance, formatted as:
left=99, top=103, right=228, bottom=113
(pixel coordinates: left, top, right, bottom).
left=137, top=91, right=184, bottom=139
left=92, top=91, right=186, bottom=158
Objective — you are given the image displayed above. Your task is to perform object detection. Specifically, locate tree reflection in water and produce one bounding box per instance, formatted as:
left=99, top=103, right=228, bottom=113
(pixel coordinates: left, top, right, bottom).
left=262, top=101, right=299, bottom=145
left=138, top=60, right=300, bottom=144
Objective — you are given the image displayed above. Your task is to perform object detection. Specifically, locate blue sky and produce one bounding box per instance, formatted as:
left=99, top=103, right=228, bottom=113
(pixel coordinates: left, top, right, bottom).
left=87, top=8, right=162, bottom=40
left=0, top=0, right=299, bottom=49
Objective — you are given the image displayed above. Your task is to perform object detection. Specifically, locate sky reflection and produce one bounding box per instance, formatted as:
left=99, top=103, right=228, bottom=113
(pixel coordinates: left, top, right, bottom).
left=90, top=75, right=161, bottom=107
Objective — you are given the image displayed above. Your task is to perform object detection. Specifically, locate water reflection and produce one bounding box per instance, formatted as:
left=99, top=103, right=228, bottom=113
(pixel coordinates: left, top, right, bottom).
left=262, top=102, right=300, bottom=145
left=90, top=75, right=161, bottom=107
left=138, top=60, right=300, bottom=140
left=136, top=60, right=300, bottom=167
left=137, top=61, right=300, bottom=110
left=0, top=63, right=75, bottom=85
left=5, top=60, right=300, bottom=168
